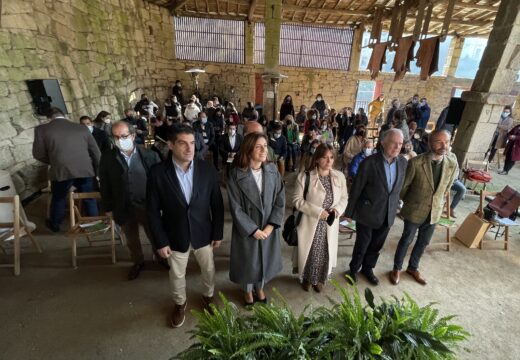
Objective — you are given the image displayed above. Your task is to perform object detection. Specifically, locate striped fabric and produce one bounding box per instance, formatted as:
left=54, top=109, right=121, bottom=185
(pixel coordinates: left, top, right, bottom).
left=255, top=23, right=354, bottom=70
left=174, top=17, right=245, bottom=64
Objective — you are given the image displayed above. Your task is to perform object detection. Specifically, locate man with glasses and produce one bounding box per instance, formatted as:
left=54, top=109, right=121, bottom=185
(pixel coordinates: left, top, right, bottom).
left=99, top=121, right=164, bottom=280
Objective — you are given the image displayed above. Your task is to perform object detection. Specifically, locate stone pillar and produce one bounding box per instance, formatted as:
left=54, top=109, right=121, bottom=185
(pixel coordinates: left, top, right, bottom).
left=443, top=36, right=464, bottom=77
left=349, top=25, right=364, bottom=71
left=262, top=0, right=282, bottom=121
left=452, top=0, right=520, bottom=167
left=245, top=21, right=254, bottom=65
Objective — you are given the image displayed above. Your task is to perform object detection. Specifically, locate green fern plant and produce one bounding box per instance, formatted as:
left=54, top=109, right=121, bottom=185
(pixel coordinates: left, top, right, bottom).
left=174, top=284, right=469, bottom=360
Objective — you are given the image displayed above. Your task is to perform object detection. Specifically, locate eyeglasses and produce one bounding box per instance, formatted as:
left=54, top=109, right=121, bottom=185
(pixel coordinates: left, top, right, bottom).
left=112, top=134, right=132, bottom=140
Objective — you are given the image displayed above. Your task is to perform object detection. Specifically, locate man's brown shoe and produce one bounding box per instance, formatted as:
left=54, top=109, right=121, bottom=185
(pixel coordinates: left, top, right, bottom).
left=406, top=269, right=427, bottom=285
left=389, top=270, right=400, bottom=285
left=202, top=296, right=215, bottom=314
left=170, top=301, right=187, bottom=328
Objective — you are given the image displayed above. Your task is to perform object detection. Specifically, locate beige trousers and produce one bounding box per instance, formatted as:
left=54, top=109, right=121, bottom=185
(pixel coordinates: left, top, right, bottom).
left=167, top=244, right=215, bottom=305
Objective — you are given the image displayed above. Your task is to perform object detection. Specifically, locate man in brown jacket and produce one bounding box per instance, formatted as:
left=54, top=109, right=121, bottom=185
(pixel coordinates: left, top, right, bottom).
left=390, top=130, right=458, bottom=286
left=33, top=107, right=101, bottom=232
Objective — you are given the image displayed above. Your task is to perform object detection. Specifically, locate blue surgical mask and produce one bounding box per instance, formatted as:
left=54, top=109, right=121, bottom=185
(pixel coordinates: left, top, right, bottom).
left=201, top=117, right=207, bottom=124
left=118, top=137, right=134, bottom=152
left=502, top=112, right=510, bottom=118
left=87, top=125, right=94, bottom=133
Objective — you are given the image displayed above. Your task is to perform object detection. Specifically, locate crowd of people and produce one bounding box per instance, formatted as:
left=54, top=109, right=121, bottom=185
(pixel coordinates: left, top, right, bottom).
left=31, top=80, right=519, bottom=328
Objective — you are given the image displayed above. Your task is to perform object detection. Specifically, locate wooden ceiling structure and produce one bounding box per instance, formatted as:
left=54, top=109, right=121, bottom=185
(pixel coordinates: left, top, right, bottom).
left=146, top=0, right=500, bottom=36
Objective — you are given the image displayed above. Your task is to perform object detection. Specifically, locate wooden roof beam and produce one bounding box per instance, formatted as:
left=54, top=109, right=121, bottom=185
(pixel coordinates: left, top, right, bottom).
left=282, top=4, right=370, bottom=16
left=173, top=0, right=191, bottom=11
left=248, top=0, right=257, bottom=21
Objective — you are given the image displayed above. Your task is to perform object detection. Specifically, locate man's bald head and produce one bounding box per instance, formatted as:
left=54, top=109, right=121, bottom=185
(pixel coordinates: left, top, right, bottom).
left=244, top=121, right=263, bottom=136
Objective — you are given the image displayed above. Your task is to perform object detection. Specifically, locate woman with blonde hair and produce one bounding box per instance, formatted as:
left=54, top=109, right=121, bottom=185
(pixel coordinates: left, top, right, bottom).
left=227, top=133, right=285, bottom=306
left=292, top=143, right=348, bottom=292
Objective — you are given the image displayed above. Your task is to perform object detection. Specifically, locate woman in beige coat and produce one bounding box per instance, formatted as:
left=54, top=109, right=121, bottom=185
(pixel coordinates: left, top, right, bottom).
left=292, top=144, right=349, bottom=292
left=342, top=125, right=366, bottom=171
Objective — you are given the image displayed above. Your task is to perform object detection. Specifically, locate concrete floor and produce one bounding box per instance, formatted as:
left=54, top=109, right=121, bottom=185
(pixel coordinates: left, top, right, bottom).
left=1, top=162, right=519, bottom=360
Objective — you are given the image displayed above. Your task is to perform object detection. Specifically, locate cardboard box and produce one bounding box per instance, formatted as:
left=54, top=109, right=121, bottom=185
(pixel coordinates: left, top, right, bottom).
left=454, top=213, right=491, bottom=248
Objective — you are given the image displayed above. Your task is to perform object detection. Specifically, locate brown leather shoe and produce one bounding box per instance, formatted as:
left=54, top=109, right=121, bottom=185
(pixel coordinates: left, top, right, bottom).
left=170, top=301, right=187, bottom=328
left=202, top=296, right=214, bottom=314
left=406, top=269, right=427, bottom=285
left=301, top=280, right=311, bottom=292
left=389, top=270, right=400, bottom=285
left=312, top=283, right=324, bottom=293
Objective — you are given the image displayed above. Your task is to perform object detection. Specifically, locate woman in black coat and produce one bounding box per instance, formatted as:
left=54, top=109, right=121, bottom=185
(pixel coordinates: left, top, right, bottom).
left=279, top=95, right=295, bottom=121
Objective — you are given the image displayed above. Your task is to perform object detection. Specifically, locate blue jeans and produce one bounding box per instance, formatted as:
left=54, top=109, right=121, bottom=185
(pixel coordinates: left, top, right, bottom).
left=393, top=216, right=436, bottom=271
left=49, top=177, right=98, bottom=229
left=285, top=143, right=298, bottom=170
left=450, top=180, right=466, bottom=209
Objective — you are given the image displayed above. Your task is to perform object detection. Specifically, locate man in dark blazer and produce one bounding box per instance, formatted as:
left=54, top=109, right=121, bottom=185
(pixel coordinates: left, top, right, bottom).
left=32, top=107, right=101, bottom=232
left=192, top=111, right=217, bottom=168
left=219, top=122, right=243, bottom=171
left=344, top=129, right=407, bottom=285
left=99, top=121, right=162, bottom=280
left=79, top=115, right=111, bottom=153
left=147, top=124, right=224, bottom=328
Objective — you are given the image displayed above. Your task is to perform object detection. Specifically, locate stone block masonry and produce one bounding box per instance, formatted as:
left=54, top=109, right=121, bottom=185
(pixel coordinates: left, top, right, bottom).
left=1, top=0, right=519, bottom=199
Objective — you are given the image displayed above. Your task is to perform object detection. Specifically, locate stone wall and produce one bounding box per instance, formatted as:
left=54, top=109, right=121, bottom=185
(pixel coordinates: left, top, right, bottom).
left=0, top=0, right=178, bottom=198
left=1, top=0, right=519, bottom=199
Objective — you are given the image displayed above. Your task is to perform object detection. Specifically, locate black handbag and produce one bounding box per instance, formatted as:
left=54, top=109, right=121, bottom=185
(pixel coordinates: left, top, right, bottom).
left=282, top=171, right=310, bottom=246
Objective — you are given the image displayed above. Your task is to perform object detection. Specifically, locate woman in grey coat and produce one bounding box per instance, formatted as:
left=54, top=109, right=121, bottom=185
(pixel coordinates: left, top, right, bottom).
left=227, top=132, right=285, bottom=306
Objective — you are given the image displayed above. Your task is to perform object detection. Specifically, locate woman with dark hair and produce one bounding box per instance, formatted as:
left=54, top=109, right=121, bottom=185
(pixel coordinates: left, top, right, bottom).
left=392, top=109, right=410, bottom=142
left=227, top=133, right=285, bottom=306
left=304, top=109, right=319, bottom=135
left=355, top=108, right=368, bottom=127
left=279, top=95, right=295, bottom=121
left=293, top=143, right=348, bottom=292
left=93, top=110, right=112, bottom=136
left=498, top=118, right=520, bottom=175
left=311, top=94, right=329, bottom=119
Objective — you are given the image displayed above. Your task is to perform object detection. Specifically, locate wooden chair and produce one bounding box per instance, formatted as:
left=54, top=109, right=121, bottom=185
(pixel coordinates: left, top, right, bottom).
left=477, top=190, right=517, bottom=251
left=67, top=192, right=116, bottom=268
left=0, top=195, right=43, bottom=275
left=431, top=193, right=455, bottom=251
left=461, top=159, right=490, bottom=193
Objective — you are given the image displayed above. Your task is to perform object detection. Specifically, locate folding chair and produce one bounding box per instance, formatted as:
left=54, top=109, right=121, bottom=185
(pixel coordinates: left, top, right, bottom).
left=477, top=188, right=520, bottom=251
left=0, top=195, right=43, bottom=275
left=431, top=193, right=455, bottom=251
left=461, top=159, right=491, bottom=193
left=67, top=192, right=117, bottom=268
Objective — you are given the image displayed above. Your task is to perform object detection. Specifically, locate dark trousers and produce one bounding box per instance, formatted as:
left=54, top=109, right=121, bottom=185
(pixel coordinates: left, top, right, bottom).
left=210, top=142, right=219, bottom=170
left=487, top=133, right=498, bottom=162
left=121, top=206, right=158, bottom=264
left=285, top=143, right=298, bottom=170
left=50, top=177, right=98, bottom=228
left=504, top=146, right=515, bottom=172
left=349, top=220, right=391, bottom=272
left=393, top=216, right=436, bottom=271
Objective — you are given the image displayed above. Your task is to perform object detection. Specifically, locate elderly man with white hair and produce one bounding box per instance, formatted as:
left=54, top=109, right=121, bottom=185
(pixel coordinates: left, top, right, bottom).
left=344, top=129, right=408, bottom=285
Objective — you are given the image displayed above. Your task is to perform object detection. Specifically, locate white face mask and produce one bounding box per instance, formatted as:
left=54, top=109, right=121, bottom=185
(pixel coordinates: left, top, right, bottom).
left=321, top=125, right=327, bottom=130
left=274, top=133, right=281, bottom=139
left=229, top=130, right=236, bottom=136
left=118, top=137, right=134, bottom=152
left=364, top=148, right=373, bottom=156
left=311, top=115, right=317, bottom=120
left=413, top=133, right=420, bottom=140
left=201, top=117, right=207, bottom=124
left=87, top=125, right=94, bottom=133
left=502, top=112, right=510, bottom=118
left=317, top=97, right=322, bottom=101
left=103, top=118, right=111, bottom=124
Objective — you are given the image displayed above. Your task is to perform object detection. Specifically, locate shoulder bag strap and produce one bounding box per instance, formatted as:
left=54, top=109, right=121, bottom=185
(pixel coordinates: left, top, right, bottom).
left=295, top=171, right=310, bottom=226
